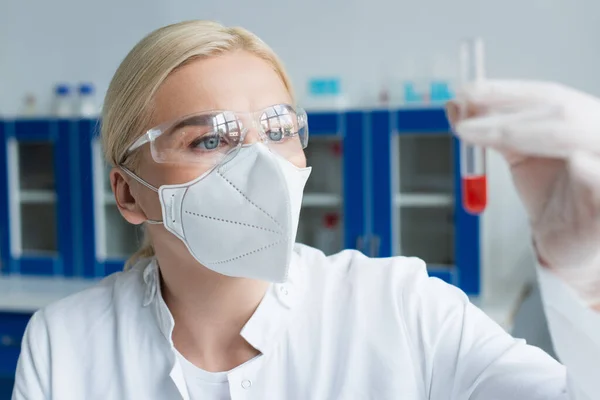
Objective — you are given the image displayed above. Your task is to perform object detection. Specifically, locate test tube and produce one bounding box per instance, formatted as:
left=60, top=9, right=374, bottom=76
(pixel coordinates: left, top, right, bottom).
left=459, top=38, right=487, bottom=215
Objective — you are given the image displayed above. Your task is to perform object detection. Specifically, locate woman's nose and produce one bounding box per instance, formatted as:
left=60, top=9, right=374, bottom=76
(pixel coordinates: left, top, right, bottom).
left=243, top=129, right=264, bottom=145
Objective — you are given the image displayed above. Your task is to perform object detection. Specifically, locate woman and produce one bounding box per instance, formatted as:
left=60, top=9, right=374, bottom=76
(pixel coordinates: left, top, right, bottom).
left=13, top=20, right=600, bottom=399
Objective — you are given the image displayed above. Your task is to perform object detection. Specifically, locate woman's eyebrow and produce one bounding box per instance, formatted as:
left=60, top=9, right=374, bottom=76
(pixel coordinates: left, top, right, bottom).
left=167, top=115, right=212, bottom=134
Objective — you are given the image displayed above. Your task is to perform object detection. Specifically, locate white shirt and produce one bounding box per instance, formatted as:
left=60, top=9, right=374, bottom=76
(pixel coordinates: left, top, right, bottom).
left=11, top=244, right=600, bottom=399
left=175, top=350, right=230, bottom=400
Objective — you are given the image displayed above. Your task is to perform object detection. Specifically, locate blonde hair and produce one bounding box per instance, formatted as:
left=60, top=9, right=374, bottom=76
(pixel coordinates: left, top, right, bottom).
left=101, top=20, right=295, bottom=269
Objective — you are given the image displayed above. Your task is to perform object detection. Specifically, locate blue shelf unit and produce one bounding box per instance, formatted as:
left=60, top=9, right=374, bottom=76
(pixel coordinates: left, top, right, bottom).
left=0, top=109, right=480, bottom=295
left=369, top=108, right=480, bottom=295
left=0, top=120, right=76, bottom=277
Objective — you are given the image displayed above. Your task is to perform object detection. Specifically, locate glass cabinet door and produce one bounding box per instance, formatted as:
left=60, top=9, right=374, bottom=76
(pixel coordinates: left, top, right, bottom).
left=299, top=135, right=344, bottom=255
left=4, top=120, right=75, bottom=276
left=371, top=109, right=466, bottom=285
left=392, top=134, right=455, bottom=267
left=92, top=139, right=142, bottom=271
left=8, top=140, right=58, bottom=258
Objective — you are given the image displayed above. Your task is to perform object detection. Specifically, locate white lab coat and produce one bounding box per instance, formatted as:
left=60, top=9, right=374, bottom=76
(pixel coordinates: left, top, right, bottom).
left=12, top=244, right=600, bottom=399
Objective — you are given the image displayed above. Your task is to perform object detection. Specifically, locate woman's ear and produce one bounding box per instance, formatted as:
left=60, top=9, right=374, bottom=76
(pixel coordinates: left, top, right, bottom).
left=110, top=168, right=148, bottom=225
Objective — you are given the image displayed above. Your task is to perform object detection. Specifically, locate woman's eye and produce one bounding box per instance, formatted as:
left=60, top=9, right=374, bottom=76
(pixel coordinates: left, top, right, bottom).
left=268, top=129, right=283, bottom=142
left=202, top=136, right=220, bottom=149
left=190, top=134, right=221, bottom=150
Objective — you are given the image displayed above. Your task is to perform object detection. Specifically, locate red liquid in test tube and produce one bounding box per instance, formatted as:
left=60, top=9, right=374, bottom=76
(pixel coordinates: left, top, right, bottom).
left=462, top=176, right=487, bottom=214
left=459, top=37, right=487, bottom=215
left=461, top=139, right=487, bottom=215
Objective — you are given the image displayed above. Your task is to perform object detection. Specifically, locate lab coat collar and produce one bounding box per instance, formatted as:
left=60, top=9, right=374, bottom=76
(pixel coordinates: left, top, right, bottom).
left=142, top=260, right=175, bottom=343
left=141, top=249, right=306, bottom=355
left=241, top=250, right=305, bottom=354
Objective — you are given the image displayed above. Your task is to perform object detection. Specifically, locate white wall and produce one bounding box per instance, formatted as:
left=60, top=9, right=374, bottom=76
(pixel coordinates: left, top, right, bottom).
left=1, top=0, right=600, bottom=114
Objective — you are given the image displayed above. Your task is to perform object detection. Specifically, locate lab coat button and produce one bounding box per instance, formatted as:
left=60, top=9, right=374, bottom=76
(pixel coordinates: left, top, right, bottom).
left=241, top=379, right=252, bottom=389
left=279, top=286, right=289, bottom=296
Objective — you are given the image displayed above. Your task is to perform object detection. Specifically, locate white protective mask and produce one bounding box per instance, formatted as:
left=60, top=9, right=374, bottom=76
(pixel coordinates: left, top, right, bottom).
left=129, top=143, right=311, bottom=283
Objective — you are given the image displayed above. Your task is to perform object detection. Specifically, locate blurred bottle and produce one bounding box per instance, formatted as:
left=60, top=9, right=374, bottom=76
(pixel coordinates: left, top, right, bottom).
left=315, top=212, right=340, bottom=255
left=429, top=53, right=455, bottom=104
left=377, top=77, right=391, bottom=108
left=376, top=64, right=392, bottom=108
left=403, top=82, right=423, bottom=104
left=400, top=57, right=429, bottom=105
left=306, top=77, right=348, bottom=110
left=52, top=84, right=72, bottom=117
left=77, top=83, right=98, bottom=117
left=20, top=93, right=38, bottom=117
left=430, top=81, right=453, bottom=103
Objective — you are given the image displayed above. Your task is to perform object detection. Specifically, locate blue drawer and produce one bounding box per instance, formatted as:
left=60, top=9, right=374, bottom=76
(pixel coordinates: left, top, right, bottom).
left=0, top=312, right=32, bottom=377
left=0, top=376, right=14, bottom=399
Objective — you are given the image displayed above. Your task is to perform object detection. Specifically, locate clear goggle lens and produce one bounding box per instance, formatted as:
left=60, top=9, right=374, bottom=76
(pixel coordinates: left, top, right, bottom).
left=131, top=104, right=308, bottom=166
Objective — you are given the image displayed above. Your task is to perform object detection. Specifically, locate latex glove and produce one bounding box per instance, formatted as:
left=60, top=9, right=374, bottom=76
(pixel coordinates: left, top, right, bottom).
left=447, top=80, right=600, bottom=308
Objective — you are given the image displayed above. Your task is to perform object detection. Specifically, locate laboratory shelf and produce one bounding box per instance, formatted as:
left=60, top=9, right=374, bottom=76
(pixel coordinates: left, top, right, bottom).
left=19, top=189, right=57, bottom=203
left=302, top=193, right=342, bottom=207
left=393, top=193, right=453, bottom=208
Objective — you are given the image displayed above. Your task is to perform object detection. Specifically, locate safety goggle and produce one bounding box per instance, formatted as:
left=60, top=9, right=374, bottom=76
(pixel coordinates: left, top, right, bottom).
left=120, top=104, right=309, bottom=167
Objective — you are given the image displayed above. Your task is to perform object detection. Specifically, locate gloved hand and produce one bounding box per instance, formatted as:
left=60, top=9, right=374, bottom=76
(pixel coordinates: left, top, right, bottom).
left=447, top=80, right=600, bottom=308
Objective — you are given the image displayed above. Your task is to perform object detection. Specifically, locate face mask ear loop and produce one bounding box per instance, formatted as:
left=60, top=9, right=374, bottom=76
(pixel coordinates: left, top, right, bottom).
left=120, top=166, right=159, bottom=192
left=119, top=166, right=163, bottom=225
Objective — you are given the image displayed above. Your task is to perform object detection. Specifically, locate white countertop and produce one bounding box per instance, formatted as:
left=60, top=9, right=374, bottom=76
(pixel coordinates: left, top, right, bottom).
left=0, top=275, right=99, bottom=313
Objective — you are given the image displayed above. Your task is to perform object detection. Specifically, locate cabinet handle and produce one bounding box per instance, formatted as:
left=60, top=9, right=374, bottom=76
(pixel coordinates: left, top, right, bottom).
left=370, top=235, right=381, bottom=258
left=355, top=236, right=365, bottom=253
left=1, top=334, right=20, bottom=347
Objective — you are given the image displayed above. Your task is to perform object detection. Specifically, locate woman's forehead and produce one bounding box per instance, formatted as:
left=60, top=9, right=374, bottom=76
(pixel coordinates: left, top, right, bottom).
left=150, top=51, right=292, bottom=127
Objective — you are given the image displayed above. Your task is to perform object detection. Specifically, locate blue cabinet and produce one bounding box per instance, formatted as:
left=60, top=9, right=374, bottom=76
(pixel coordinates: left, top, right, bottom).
left=0, top=312, right=30, bottom=377
left=0, top=120, right=76, bottom=277
left=0, top=311, right=31, bottom=397
left=0, top=110, right=480, bottom=294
